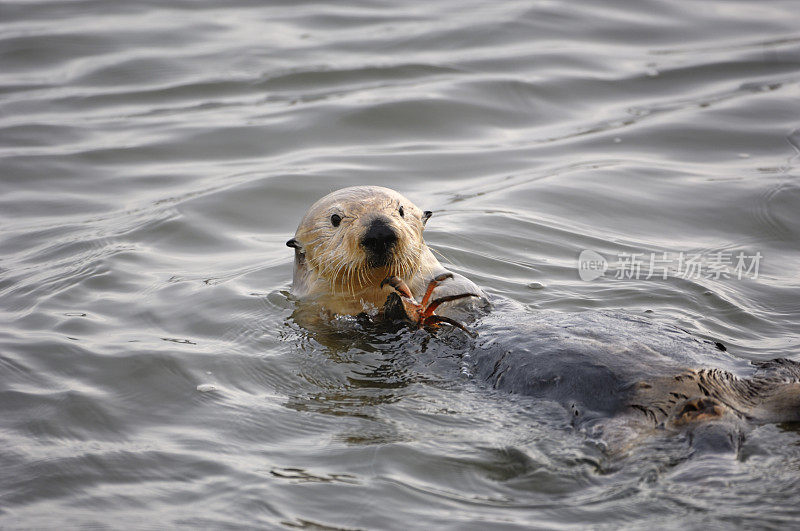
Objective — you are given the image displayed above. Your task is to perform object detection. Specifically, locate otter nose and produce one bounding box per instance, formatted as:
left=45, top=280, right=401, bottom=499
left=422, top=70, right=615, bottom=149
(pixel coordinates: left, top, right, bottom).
left=361, top=218, right=398, bottom=261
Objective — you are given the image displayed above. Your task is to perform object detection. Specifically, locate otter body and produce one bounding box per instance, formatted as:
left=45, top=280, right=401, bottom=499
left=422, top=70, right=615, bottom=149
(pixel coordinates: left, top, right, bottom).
left=469, top=304, right=800, bottom=450
left=289, top=187, right=800, bottom=450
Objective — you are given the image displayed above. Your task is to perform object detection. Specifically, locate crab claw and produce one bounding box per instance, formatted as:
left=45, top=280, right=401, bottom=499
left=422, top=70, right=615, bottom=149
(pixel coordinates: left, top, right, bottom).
left=380, top=274, right=478, bottom=336
left=421, top=315, right=477, bottom=337
left=380, top=275, right=414, bottom=299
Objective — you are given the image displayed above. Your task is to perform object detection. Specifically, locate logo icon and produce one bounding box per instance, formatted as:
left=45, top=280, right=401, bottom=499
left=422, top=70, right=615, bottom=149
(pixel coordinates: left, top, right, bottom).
left=577, top=250, right=607, bottom=281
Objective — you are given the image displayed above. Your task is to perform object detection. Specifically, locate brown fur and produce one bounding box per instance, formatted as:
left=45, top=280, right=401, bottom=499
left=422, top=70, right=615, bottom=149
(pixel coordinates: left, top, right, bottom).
left=630, top=365, right=800, bottom=427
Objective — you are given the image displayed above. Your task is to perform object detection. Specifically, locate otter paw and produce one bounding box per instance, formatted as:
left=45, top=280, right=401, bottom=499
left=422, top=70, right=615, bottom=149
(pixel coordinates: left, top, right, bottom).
left=672, top=397, right=726, bottom=426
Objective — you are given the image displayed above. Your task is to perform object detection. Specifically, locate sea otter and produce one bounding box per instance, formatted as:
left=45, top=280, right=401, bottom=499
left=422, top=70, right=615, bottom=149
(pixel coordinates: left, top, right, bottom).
left=288, top=186, right=800, bottom=451
left=286, top=186, right=483, bottom=316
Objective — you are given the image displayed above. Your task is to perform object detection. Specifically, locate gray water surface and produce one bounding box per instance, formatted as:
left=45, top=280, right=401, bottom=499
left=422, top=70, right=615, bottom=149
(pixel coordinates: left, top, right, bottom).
left=2, top=0, right=800, bottom=528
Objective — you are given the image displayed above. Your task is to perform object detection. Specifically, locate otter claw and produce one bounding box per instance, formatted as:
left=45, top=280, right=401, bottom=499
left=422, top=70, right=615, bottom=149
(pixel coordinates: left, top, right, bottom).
left=381, top=274, right=477, bottom=336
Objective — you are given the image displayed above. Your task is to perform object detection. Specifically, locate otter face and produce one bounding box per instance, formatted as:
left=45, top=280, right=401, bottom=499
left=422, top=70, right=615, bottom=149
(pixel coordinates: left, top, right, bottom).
left=289, top=186, right=433, bottom=296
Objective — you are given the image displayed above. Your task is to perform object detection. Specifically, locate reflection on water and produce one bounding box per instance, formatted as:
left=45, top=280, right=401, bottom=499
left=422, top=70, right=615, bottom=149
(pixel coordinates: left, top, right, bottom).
left=2, top=0, right=800, bottom=527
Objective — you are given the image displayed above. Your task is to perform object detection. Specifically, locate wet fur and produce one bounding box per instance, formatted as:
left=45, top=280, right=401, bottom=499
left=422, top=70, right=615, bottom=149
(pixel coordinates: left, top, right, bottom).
left=289, top=186, right=479, bottom=315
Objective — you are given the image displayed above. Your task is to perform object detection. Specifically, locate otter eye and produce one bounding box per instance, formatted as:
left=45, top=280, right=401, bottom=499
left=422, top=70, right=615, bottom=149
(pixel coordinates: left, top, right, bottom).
left=330, top=214, right=341, bottom=227
left=398, top=206, right=404, bottom=218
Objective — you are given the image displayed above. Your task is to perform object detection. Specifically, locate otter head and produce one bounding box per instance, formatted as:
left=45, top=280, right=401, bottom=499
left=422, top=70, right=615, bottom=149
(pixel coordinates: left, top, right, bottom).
left=287, top=186, right=433, bottom=298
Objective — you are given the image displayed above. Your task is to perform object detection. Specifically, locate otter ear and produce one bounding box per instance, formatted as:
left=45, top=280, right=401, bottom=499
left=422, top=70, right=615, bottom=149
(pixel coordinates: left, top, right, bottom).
left=286, top=238, right=301, bottom=249
left=422, top=210, right=433, bottom=226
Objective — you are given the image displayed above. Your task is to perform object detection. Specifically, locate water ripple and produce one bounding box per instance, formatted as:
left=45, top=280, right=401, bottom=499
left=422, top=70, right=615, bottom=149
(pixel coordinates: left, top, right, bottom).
left=2, top=0, right=800, bottom=527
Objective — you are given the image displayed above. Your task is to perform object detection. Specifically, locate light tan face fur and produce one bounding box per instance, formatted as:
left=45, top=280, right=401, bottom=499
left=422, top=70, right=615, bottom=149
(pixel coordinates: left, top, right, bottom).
left=291, top=186, right=430, bottom=298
